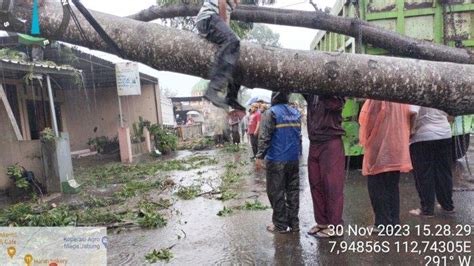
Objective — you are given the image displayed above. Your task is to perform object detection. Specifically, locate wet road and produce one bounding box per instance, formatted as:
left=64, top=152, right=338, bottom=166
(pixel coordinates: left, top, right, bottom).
left=108, top=135, right=473, bottom=265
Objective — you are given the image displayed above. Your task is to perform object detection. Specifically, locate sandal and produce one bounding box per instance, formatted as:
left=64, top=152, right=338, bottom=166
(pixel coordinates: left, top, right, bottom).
left=314, top=228, right=334, bottom=239
left=308, top=225, right=327, bottom=235
left=409, top=208, right=434, bottom=218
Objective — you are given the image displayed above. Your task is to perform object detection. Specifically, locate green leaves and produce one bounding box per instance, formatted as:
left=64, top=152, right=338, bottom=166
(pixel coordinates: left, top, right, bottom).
left=6, top=164, right=29, bottom=190
left=176, top=185, right=201, bottom=200
left=137, top=201, right=168, bottom=229
left=217, top=206, right=234, bottom=216
left=145, top=248, right=174, bottom=263
left=240, top=199, right=269, bottom=210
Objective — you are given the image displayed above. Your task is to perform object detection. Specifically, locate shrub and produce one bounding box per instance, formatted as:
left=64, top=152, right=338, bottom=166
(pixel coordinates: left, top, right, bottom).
left=7, top=164, right=29, bottom=190
left=149, top=124, right=178, bottom=154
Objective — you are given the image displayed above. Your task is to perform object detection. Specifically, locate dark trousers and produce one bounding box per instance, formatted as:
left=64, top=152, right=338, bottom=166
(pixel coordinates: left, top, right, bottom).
left=266, top=160, right=300, bottom=230
left=308, top=137, right=345, bottom=225
left=231, top=124, right=240, bottom=144
left=196, top=14, right=240, bottom=97
left=214, top=134, right=224, bottom=145
left=250, top=134, right=258, bottom=157
left=410, top=138, right=454, bottom=215
left=367, top=171, right=400, bottom=226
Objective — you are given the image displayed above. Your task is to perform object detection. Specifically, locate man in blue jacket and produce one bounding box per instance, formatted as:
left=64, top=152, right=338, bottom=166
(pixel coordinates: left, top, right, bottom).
left=256, top=92, right=302, bottom=233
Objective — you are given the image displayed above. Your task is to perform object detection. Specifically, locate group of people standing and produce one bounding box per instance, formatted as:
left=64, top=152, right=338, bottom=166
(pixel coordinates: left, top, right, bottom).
left=360, top=101, right=455, bottom=230
left=254, top=94, right=456, bottom=237
left=254, top=93, right=347, bottom=236
left=194, top=0, right=455, bottom=238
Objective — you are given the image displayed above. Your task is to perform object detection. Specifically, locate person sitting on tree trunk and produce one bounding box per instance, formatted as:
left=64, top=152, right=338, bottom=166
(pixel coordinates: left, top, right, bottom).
left=256, top=92, right=302, bottom=234
left=195, top=0, right=245, bottom=111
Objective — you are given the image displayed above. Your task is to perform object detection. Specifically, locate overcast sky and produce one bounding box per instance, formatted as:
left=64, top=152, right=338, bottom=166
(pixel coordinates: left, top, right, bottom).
left=81, top=0, right=336, bottom=96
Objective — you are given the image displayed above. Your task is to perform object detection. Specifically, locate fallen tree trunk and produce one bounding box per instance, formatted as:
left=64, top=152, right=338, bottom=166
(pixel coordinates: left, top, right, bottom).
left=127, top=4, right=474, bottom=65
left=2, top=0, right=473, bottom=115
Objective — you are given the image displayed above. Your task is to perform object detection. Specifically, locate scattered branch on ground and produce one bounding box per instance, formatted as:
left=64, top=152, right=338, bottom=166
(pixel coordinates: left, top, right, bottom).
left=239, top=199, right=270, bottom=210
left=137, top=201, right=168, bottom=229
left=175, top=185, right=201, bottom=200
left=221, top=144, right=246, bottom=153
left=75, top=155, right=217, bottom=187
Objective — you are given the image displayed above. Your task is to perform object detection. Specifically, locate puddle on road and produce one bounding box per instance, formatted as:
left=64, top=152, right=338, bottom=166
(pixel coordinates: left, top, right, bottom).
left=104, top=141, right=474, bottom=265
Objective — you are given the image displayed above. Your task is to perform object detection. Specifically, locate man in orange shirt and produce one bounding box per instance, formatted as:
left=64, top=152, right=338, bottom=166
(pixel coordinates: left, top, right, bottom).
left=359, top=100, right=412, bottom=230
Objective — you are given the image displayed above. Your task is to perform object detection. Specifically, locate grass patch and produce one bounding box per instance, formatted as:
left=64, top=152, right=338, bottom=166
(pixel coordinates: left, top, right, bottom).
left=175, top=185, right=201, bottom=200
left=217, top=206, right=234, bottom=217
left=145, top=248, right=174, bottom=263
left=240, top=200, right=270, bottom=211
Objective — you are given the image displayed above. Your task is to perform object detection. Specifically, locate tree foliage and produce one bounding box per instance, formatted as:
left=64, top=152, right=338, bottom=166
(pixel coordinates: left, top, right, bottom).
left=244, top=24, right=280, bottom=47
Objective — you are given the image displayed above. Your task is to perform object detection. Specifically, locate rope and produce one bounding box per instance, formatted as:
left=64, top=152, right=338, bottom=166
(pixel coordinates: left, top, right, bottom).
left=66, top=3, right=91, bottom=46
left=71, top=0, right=127, bottom=59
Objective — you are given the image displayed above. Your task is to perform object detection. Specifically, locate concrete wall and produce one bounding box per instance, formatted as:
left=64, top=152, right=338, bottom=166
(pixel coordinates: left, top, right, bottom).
left=0, top=82, right=160, bottom=190
left=0, top=101, right=43, bottom=191
left=62, top=84, right=160, bottom=151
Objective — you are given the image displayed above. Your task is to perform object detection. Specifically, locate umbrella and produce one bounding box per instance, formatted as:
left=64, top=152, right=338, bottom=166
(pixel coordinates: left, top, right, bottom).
left=186, top=111, right=200, bottom=116
left=257, top=95, right=271, bottom=104
left=245, top=96, right=259, bottom=106
left=245, top=95, right=271, bottom=106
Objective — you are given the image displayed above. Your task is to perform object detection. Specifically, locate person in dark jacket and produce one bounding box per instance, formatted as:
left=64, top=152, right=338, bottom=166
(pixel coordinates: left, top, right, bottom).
left=256, top=92, right=302, bottom=233
left=195, top=0, right=244, bottom=111
left=305, top=94, right=345, bottom=238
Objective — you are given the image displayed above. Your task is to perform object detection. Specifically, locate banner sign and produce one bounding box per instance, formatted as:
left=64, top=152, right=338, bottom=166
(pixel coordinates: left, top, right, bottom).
left=116, top=62, right=141, bottom=96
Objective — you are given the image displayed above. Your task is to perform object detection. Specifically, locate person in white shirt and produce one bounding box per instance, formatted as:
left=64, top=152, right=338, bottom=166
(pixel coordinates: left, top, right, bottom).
left=408, top=105, right=455, bottom=217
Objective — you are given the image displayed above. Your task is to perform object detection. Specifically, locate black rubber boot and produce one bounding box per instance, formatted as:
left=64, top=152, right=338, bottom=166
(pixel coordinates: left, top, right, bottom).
left=226, top=82, right=245, bottom=111
left=204, top=86, right=229, bottom=110
left=227, top=98, right=245, bottom=111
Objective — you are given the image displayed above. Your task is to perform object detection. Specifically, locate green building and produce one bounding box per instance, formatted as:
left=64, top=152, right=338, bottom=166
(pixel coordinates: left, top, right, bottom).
left=310, top=0, right=473, bottom=160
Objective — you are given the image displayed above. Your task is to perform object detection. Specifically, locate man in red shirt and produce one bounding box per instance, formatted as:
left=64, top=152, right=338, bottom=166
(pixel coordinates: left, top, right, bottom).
left=247, top=103, right=261, bottom=159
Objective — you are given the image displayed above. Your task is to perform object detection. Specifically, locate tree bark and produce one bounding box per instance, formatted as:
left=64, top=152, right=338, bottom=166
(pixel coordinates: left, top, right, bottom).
left=3, top=0, right=473, bottom=115
left=127, top=4, right=474, bottom=65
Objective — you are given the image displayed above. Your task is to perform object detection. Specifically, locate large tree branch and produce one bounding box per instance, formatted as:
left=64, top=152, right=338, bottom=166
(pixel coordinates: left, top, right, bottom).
left=3, top=0, right=472, bottom=115
left=127, top=4, right=474, bottom=65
